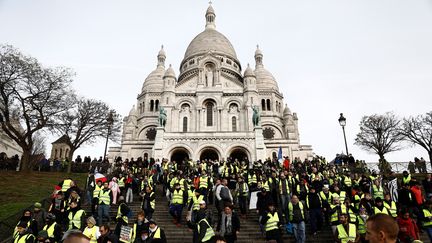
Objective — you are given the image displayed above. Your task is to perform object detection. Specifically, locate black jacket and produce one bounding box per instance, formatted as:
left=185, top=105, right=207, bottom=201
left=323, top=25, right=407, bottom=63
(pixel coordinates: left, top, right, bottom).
left=217, top=212, right=240, bottom=240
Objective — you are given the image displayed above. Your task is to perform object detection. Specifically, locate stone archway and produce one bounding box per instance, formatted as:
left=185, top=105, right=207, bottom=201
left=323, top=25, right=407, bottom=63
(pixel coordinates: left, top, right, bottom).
left=229, top=148, right=249, bottom=162
left=170, top=148, right=190, bottom=164
left=199, top=148, right=219, bottom=161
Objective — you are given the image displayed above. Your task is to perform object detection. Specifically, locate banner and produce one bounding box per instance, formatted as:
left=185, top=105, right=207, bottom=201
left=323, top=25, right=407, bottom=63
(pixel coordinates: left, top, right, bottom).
left=119, top=225, right=132, bottom=243
left=249, top=191, right=258, bottom=210
left=388, top=178, right=398, bottom=202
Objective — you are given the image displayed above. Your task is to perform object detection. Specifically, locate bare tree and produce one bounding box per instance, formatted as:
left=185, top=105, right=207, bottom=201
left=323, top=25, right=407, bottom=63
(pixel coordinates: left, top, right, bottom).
left=355, top=112, right=405, bottom=162
left=53, top=97, right=121, bottom=173
left=400, top=112, right=432, bottom=167
left=0, top=45, right=75, bottom=171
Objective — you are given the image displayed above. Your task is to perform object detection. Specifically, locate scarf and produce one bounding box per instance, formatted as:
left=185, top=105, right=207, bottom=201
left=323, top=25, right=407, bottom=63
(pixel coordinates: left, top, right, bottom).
left=220, top=213, right=232, bottom=236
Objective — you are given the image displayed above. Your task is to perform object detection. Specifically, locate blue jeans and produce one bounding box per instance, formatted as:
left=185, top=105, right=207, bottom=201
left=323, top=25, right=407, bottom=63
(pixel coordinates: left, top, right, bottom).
left=98, top=204, right=110, bottom=225
left=426, top=227, right=432, bottom=242
left=293, top=221, right=305, bottom=243
left=280, top=194, right=291, bottom=222
left=169, top=204, right=183, bottom=222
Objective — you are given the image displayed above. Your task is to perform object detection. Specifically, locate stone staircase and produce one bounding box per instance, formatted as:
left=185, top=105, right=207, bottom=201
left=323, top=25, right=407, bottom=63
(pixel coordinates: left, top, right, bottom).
left=83, top=186, right=430, bottom=243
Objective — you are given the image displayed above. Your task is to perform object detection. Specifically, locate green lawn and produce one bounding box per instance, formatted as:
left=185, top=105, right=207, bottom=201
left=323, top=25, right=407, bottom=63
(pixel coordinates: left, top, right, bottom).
left=0, top=171, right=87, bottom=221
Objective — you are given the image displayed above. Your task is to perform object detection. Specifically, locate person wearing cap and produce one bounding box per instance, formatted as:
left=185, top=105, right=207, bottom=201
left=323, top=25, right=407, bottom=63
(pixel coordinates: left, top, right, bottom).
left=195, top=212, right=215, bottom=243
left=83, top=216, right=100, bottom=243
left=35, top=230, right=51, bottom=243
left=288, top=194, right=307, bottom=243
left=148, top=220, right=167, bottom=243
left=67, top=200, right=86, bottom=230
left=42, top=213, right=62, bottom=242
left=13, top=221, right=36, bottom=243
left=97, top=181, right=112, bottom=226
left=141, top=186, right=156, bottom=220
left=320, top=185, right=332, bottom=226
left=33, top=202, right=47, bottom=232
left=334, top=213, right=359, bottom=243
left=189, top=189, right=204, bottom=223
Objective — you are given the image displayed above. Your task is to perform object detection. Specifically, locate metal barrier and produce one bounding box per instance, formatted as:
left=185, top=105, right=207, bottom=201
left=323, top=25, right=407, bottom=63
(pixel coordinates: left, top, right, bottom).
left=365, top=161, right=431, bottom=173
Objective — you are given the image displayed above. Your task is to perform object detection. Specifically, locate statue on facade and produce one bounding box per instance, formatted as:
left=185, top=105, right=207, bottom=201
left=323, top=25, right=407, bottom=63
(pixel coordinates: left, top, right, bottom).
left=252, top=105, right=260, bottom=126
left=205, top=66, right=214, bottom=87
left=158, top=107, right=167, bottom=127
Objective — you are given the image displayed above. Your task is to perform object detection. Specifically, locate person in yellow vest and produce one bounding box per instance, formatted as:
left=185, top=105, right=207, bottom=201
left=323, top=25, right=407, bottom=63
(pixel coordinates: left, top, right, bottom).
left=141, top=186, right=156, bottom=220
left=357, top=207, right=369, bottom=243
left=288, top=195, right=307, bottom=243
left=236, top=177, right=249, bottom=218
left=329, top=197, right=344, bottom=234
left=372, top=180, right=384, bottom=200
left=42, top=213, right=62, bottom=242
left=320, top=185, right=333, bottom=226
left=92, top=180, right=103, bottom=218
left=334, top=213, right=359, bottom=243
left=373, top=198, right=390, bottom=215
left=67, top=201, right=86, bottom=230
left=82, top=216, right=100, bottom=243
left=13, top=221, right=35, bottom=243
left=60, top=178, right=73, bottom=193
left=114, top=196, right=131, bottom=237
left=199, top=173, right=210, bottom=203
left=333, top=186, right=347, bottom=204
left=169, top=183, right=186, bottom=226
left=196, top=213, right=215, bottom=243
left=383, top=194, right=398, bottom=218
left=148, top=220, right=167, bottom=243
left=131, top=211, right=149, bottom=243
left=188, top=190, right=205, bottom=223
left=97, top=181, right=112, bottom=226
left=260, top=203, right=283, bottom=243
left=402, top=171, right=412, bottom=186
left=13, top=210, right=38, bottom=239
left=421, top=200, right=432, bottom=242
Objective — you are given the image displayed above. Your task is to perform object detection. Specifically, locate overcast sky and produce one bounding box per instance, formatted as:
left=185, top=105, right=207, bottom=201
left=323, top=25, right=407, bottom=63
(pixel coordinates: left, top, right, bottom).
left=1, top=0, right=431, bottom=162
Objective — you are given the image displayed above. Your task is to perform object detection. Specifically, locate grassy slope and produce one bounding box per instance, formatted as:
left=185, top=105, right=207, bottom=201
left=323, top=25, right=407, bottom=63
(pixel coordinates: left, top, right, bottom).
left=0, top=171, right=87, bottom=221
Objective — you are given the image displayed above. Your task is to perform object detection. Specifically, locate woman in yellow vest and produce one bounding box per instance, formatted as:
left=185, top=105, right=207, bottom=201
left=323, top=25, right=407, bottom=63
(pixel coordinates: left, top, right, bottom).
left=357, top=208, right=369, bottom=243
left=83, top=216, right=100, bottom=243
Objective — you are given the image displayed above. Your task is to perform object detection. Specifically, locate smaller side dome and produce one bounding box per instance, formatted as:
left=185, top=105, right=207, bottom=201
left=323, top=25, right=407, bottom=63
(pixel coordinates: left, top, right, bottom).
left=164, top=64, right=176, bottom=79
left=128, top=105, right=138, bottom=117
left=244, top=63, right=255, bottom=77
left=283, top=104, right=292, bottom=116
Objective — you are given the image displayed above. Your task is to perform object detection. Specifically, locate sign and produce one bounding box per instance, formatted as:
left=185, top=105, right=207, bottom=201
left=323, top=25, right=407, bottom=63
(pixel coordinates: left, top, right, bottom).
left=119, top=225, right=132, bottom=243
left=249, top=191, right=258, bottom=210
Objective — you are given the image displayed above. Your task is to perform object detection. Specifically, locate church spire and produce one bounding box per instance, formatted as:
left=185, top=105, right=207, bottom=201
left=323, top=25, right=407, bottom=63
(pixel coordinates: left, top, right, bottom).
left=254, top=45, right=263, bottom=68
left=157, top=45, right=166, bottom=67
left=205, top=1, right=216, bottom=30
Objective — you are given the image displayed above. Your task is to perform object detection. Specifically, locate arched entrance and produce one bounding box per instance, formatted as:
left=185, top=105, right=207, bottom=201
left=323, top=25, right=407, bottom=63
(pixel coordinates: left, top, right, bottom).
left=200, top=148, right=219, bottom=161
left=229, top=148, right=249, bottom=162
left=170, top=148, right=190, bottom=164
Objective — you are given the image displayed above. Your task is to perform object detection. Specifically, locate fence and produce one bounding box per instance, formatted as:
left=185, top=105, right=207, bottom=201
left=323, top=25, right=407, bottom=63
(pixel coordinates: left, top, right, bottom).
left=364, top=161, right=432, bottom=173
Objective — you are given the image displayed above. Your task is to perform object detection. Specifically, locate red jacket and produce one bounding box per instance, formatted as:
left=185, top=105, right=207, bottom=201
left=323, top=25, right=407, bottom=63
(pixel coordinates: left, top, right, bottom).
left=410, top=186, right=424, bottom=205
left=397, top=217, right=419, bottom=243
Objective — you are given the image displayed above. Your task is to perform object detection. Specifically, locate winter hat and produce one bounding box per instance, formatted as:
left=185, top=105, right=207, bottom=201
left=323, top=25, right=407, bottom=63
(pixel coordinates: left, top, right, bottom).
left=37, top=230, right=48, bottom=238
left=34, top=202, right=42, bottom=209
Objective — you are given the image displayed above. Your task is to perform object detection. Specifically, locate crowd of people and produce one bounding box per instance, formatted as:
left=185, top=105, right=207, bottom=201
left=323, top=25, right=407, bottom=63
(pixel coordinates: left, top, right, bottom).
left=11, top=155, right=432, bottom=243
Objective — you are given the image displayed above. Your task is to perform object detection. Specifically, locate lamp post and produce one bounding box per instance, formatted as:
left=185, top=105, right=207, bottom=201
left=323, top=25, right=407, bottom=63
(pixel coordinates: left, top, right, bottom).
left=338, top=113, right=349, bottom=155
left=103, top=112, right=114, bottom=161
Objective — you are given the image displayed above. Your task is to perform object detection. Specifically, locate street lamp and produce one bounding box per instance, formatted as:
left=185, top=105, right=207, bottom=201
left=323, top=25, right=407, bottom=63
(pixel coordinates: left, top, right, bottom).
left=103, top=112, right=114, bottom=161
left=338, top=113, right=349, bottom=155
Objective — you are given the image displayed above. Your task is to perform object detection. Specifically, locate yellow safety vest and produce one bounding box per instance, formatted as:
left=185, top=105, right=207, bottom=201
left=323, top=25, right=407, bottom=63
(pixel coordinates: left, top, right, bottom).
left=296, top=184, right=309, bottom=194
left=344, top=177, right=352, bottom=187
left=197, top=219, right=215, bottom=241
left=403, top=175, right=411, bottom=185
left=170, top=178, right=178, bottom=189
left=265, top=212, right=280, bottom=231
left=279, top=179, right=290, bottom=195
left=333, top=191, right=346, bottom=203
left=187, top=189, right=194, bottom=205
left=61, top=179, right=72, bottom=192
left=262, top=181, right=270, bottom=191
left=118, top=178, right=125, bottom=188
left=98, top=189, right=111, bottom=205
left=178, top=178, right=185, bottom=191
left=337, top=223, right=356, bottom=243
left=200, top=176, right=208, bottom=189
left=68, top=209, right=85, bottom=230
left=240, top=183, right=248, bottom=196
left=116, top=203, right=129, bottom=223
left=320, top=191, right=332, bottom=204
left=330, top=204, right=345, bottom=223
left=372, top=185, right=384, bottom=199
left=192, top=194, right=204, bottom=211
left=423, top=209, right=432, bottom=227
left=357, top=215, right=367, bottom=234
left=374, top=206, right=389, bottom=215
left=248, top=174, right=257, bottom=185
left=43, top=222, right=57, bottom=238
left=83, top=226, right=99, bottom=243
left=172, top=189, right=184, bottom=204
left=288, top=202, right=304, bottom=221
left=14, top=234, right=34, bottom=243
left=383, top=201, right=397, bottom=218
left=93, top=185, right=102, bottom=198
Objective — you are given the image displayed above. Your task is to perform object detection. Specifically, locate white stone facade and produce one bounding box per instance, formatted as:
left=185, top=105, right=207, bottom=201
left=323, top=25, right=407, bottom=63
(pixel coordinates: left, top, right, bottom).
left=109, top=4, right=313, bottom=162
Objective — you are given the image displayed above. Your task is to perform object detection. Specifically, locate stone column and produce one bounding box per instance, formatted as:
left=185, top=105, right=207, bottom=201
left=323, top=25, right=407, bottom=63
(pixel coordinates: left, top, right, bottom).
left=254, top=126, right=266, bottom=161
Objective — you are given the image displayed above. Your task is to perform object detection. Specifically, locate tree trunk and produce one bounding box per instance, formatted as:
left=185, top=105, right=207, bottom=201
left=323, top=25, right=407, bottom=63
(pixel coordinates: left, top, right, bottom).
left=429, top=151, right=432, bottom=170
left=20, top=149, right=32, bottom=172
left=67, top=148, right=76, bottom=174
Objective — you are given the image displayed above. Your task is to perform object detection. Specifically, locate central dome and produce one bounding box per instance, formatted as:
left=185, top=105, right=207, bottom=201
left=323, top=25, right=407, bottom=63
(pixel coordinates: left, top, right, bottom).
left=184, top=28, right=238, bottom=60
